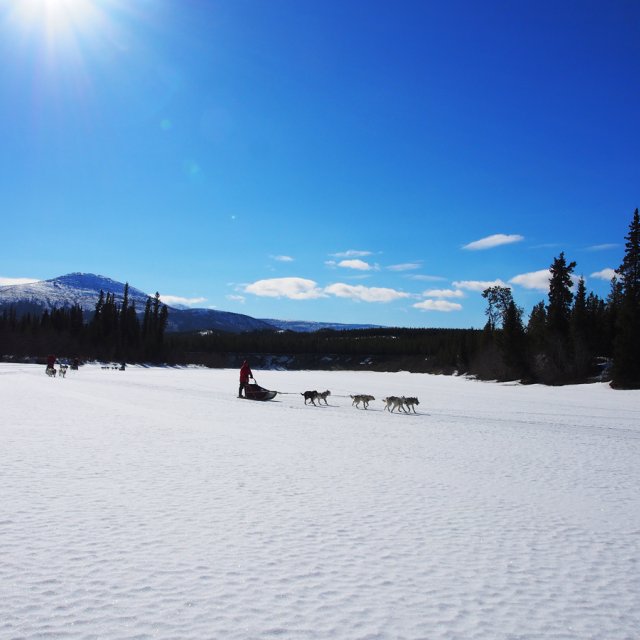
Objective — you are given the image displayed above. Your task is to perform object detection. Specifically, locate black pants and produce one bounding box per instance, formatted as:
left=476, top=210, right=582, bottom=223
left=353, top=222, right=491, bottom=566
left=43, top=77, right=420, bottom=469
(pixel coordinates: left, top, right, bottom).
left=239, top=381, right=248, bottom=397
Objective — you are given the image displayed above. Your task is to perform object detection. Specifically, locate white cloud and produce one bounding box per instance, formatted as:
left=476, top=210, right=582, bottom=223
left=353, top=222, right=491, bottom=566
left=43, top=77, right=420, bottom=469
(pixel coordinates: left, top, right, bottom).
left=586, top=244, right=618, bottom=252
left=325, top=283, right=410, bottom=303
left=226, top=294, right=246, bottom=303
left=331, top=250, right=373, bottom=258
left=422, top=288, right=465, bottom=298
left=387, top=262, right=421, bottom=272
left=337, top=259, right=377, bottom=271
left=590, top=268, right=617, bottom=281
left=509, top=270, right=584, bottom=291
left=509, top=270, right=551, bottom=291
left=463, top=234, right=524, bottom=251
left=245, top=277, right=325, bottom=300
left=0, top=277, right=40, bottom=286
left=160, top=295, right=207, bottom=307
left=413, top=300, right=463, bottom=312
left=452, top=279, right=509, bottom=292
left=271, top=255, right=294, bottom=262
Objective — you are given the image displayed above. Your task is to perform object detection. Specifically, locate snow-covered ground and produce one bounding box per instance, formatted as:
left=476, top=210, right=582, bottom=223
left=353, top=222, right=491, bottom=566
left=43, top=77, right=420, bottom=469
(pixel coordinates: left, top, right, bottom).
left=1, top=363, right=639, bottom=640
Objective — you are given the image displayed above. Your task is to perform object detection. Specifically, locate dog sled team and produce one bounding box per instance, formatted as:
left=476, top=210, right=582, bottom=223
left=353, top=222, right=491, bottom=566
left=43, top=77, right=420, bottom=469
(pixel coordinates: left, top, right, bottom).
left=45, top=354, right=71, bottom=378
left=45, top=354, right=65, bottom=378
left=300, top=390, right=419, bottom=413
left=239, top=360, right=421, bottom=413
left=44, top=355, right=82, bottom=377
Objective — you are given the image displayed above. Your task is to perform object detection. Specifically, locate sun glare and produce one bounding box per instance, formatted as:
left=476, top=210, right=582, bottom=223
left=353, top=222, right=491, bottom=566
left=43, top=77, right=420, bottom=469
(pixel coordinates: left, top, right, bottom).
left=10, top=0, right=102, bottom=41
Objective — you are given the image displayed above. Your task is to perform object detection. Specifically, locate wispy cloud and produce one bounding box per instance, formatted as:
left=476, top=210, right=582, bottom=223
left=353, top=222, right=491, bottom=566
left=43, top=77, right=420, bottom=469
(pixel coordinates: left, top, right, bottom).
left=590, top=268, right=617, bottom=281
left=331, top=250, right=373, bottom=258
left=226, top=294, right=246, bottom=303
left=160, top=295, right=207, bottom=307
left=452, top=279, right=509, bottom=292
left=338, top=259, right=378, bottom=271
left=462, top=234, right=524, bottom=251
left=245, top=277, right=325, bottom=300
left=387, top=262, right=421, bottom=272
left=509, top=270, right=551, bottom=291
left=271, top=255, right=294, bottom=262
left=422, top=288, right=465, bottom=298
left=413, top=300, right=463, bottom=312
left=324, top=283, right=410, bottom=303
left=406, top=274, right=447, bottom=282
left=0, top=276, right=40, bottom=286
left=530, top=242, right=561, bottom=250
left=585, top=244, right=618, bottom=252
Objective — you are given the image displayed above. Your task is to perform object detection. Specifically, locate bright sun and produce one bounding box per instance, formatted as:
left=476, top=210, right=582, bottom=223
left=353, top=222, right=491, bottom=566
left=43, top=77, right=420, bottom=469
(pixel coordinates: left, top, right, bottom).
left=11, top=0, right=102, bottom=40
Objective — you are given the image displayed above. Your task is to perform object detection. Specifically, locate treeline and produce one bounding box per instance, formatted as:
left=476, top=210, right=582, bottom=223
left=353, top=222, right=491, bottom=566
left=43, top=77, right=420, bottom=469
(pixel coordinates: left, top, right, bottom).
left=166, top=326, right=482, bottom=373
left=471, top=208, right=640, bottom=388
left=0, top=285, right=169, bottom=363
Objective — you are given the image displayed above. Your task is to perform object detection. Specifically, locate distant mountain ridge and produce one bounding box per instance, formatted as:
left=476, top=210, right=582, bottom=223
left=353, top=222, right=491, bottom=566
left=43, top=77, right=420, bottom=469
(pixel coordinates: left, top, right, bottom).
left=261, top=319, right=381, bottom=332
left=0, top=273, right=380, bottom=334
left=0, top=273, right=151, bottom=314
left=0, top=273, right=274, bottom=334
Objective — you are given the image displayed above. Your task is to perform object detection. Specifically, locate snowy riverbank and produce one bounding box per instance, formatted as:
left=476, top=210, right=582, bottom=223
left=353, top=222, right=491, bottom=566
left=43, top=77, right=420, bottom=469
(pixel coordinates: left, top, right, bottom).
left=1, top=363, right=639, bottom=639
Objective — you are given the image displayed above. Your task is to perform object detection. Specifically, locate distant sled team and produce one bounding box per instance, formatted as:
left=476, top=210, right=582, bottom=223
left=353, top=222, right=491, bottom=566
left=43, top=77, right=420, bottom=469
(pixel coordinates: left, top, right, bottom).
left=45, top=364, right=68, bottom=378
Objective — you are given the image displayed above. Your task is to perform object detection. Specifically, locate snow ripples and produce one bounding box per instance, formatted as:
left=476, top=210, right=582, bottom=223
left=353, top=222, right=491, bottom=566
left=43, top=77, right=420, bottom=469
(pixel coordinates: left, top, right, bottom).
left=1, top=365, right=639, bottom=639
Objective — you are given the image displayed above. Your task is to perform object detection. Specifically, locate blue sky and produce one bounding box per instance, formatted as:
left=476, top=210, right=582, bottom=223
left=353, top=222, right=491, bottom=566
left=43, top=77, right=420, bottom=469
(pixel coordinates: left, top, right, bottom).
left=1, top=0, right=638, bottom=328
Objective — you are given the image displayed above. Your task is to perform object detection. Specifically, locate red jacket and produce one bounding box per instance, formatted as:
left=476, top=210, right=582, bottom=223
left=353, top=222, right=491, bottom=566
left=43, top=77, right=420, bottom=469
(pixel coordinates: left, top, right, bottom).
left=239, top=362, right=253, bottom=383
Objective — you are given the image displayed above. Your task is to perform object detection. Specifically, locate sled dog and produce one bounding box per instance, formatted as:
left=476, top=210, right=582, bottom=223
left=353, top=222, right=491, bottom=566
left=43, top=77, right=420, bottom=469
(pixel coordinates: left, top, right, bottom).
left=351, top=394, right=374, bottom=409
left=316, top=390, right=331, bottom=405
left=403, top=397, right=420, bottom=413
left=58, top=364, right=68, bottom=378
left=45, top=366, right=56, bottom=378
left=302, top=390, right=319, bottom=405
left=383, top=396, right=407, bottom=413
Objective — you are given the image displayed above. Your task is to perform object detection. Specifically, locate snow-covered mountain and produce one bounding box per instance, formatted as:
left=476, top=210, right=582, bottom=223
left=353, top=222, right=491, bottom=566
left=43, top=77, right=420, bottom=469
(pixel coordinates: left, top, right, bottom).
left=260, top=318, right=382, bottom=332
left=0, top=273, right=275, bottom=334
left=0, top=273, right=385, bottom=334
left=0, top=273, right=151, bottom=315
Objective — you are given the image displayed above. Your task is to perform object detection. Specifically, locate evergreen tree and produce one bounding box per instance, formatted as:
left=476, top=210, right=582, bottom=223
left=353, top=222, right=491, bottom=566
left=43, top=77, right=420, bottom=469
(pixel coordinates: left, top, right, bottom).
left=546, top=252, right=577, bottom=337
left=500, top=299, right=528, bottom=379
left=570, top=277, right=592, bottom=378
left=527, top=301, right=547, bottom=349
left=481, top=286, right=514, bottom=330
left=612, top=208, right=640, bottom=388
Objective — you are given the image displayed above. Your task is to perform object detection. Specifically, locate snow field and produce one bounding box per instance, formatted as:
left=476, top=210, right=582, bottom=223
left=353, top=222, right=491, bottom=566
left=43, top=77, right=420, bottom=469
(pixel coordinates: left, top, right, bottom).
left=1, top=364, right=639, bottom=639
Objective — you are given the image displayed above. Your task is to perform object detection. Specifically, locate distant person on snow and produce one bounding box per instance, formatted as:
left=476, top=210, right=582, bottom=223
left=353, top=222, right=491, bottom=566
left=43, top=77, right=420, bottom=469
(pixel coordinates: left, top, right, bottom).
left=46, top=354, right=56, bottom=372
left=238, top=360, right=254, bottom=398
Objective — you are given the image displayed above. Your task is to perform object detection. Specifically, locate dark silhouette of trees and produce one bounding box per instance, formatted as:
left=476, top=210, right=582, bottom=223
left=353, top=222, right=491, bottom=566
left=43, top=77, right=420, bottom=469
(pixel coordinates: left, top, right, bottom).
left=0, top=284, right=170, bottom=364
left=547, top=252, right=576, bottom=337
left=473, top=209, right=637, bottom=387
left=612, top=208, right=640, bottom=388
left=475, top=286, right=528, bottom=380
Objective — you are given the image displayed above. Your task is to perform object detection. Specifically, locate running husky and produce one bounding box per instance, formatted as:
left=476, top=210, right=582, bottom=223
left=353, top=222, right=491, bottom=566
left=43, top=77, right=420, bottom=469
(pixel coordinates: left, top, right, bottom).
left=403, top=397, right=420, bottom=413
left=383, top=396, right=407, bottom=413
left=351, top=394, right=374, bottom=409
left=301, top=390, right=319, bottom=405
